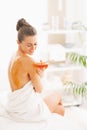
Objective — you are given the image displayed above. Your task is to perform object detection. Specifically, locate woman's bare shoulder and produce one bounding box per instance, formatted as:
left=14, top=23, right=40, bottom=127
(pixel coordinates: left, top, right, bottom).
left=19, top=55, right=36, bottom=71
left=9, top=54, right=37, bottom=75
left=9, top=54, right=34, bottom=68
left=20, top=55, right=36, bottom=65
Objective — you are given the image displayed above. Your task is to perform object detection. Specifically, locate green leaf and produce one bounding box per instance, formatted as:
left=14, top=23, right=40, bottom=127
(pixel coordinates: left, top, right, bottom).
left=63, top=81, right=87, bottom=97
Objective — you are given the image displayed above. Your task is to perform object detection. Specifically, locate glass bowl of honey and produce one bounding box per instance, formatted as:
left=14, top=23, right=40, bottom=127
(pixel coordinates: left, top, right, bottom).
left=34, top=60, right=48, bottom=69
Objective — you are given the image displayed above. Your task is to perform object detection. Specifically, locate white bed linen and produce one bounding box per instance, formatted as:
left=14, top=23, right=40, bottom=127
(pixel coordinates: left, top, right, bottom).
left=0, top=106, right=84, bottom=130
left=65, top=106, right=87, bottom=130
left=0, top=83, right=86, bottom=130
left=0, top=113, right=84, bottom=130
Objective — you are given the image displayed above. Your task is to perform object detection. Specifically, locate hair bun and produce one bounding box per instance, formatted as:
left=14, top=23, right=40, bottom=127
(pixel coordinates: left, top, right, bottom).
left=16, top=18, right=30, bottom=31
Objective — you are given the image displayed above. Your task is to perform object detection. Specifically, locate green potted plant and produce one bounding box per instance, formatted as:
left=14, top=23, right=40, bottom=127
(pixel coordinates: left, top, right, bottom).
left=63, top=52, right=87, bottom=99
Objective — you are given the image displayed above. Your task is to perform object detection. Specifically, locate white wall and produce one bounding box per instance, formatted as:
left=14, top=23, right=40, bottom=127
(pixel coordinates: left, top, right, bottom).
left=65, top=0, right=86, bottom=23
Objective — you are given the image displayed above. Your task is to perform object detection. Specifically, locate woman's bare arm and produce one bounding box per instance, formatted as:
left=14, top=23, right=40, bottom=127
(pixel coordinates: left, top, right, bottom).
left=24, top=56, right=44, bottom=93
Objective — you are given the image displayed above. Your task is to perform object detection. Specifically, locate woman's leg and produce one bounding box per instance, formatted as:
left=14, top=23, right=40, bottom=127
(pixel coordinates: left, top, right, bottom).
left=54, top=104, right=65, bottom=116
left=43, top=90, right=65, bottom=116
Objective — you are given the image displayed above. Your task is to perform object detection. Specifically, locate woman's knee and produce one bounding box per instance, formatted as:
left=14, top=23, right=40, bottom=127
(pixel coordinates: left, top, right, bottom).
left=60, top=105, right=65, bottom=116
left=54, top=104, right=65, bottom=116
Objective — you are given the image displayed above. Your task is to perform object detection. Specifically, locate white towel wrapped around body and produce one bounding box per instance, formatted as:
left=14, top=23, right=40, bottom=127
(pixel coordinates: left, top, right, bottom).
left=6, top=81, right=51, bottom=122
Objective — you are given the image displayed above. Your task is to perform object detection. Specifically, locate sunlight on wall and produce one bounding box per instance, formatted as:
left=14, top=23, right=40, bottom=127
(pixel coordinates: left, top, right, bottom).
left=0, top=0, right=47, bottom=90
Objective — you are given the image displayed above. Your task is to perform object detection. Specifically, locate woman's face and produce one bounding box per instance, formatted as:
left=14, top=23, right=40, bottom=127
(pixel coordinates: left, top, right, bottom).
left=18, top=35, right=37, bottom=55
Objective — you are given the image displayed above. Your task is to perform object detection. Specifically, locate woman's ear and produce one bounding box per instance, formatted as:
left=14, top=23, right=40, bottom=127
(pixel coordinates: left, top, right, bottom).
left=17, top=40, right=20, bottom=44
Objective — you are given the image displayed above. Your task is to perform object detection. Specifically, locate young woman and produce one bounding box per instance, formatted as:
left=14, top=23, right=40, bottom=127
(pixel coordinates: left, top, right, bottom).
left=5, top=18, right=84, bottom=130
left=7, top=18, right=64, bottom=120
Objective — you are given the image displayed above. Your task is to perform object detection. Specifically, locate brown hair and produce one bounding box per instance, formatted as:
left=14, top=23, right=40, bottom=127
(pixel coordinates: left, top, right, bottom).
left=16, top=18, right=37, bottom=42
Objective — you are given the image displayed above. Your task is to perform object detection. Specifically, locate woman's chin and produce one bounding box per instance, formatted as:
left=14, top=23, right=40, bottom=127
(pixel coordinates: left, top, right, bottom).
left=28, top=52, right=34, bottom=55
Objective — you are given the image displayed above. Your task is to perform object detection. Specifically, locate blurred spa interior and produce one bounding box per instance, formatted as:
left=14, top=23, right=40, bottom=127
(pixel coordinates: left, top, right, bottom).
left=0, top=0, right=87, bottom=92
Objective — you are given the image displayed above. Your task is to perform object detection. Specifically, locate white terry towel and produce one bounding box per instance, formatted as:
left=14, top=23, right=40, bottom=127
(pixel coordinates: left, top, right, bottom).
left=6, top=81, right=51, bottom=122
